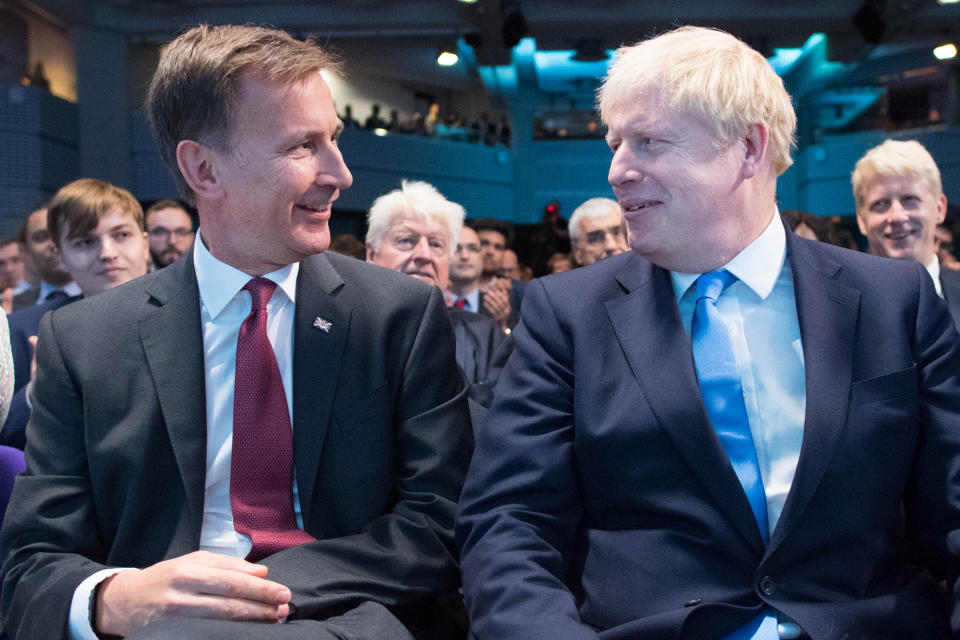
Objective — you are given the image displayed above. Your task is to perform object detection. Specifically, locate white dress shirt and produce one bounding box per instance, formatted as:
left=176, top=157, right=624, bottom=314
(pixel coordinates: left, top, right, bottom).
left=448, top=287, right=480, bottom=312
left=69, top=231, right=304, bottom=639
left=924, top=256, right=943, bottom=298
left=38, top=279, right=81, bottom=303
left=671, top=214, right=806, bottom=538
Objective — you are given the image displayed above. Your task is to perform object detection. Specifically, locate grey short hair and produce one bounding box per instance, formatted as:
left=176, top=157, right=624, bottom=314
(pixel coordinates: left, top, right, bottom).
left=568, top=197, right=620, bottom=241
left=366, top=180, right=465, bottom=258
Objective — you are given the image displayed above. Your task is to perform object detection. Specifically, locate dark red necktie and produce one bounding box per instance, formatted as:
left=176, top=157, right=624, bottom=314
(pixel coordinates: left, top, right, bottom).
left=231, top=277, right=314, bottom=561
left=454, top=298, right=467, bottom=309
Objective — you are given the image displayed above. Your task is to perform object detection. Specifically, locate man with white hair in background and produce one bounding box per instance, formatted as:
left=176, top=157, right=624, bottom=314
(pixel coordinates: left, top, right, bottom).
left=568, top=197, right=629, bottom=267
left=852, top=139, right=960, bottom=328
left=366, top=180, right=508, bottom=411
left=458, top=25, right=960, bottom=640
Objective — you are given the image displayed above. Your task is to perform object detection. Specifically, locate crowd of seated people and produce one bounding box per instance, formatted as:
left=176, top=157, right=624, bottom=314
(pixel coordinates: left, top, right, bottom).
left=340, top=102, right=511, bottom=146
left=4, top=22, right=960, bottom=640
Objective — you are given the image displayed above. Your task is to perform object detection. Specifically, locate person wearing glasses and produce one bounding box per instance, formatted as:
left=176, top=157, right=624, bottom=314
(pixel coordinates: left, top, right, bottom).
left=567, top=197, right=629, bottom=267
left=145, top=200, right=196, bottom=268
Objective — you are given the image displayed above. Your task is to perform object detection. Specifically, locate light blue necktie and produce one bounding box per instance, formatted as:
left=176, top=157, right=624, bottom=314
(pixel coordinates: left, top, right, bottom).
left=692, top=270, right=778, bottom=640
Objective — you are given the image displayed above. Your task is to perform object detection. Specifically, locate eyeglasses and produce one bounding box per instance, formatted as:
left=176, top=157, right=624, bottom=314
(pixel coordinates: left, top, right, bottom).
left=584, top=227, right=624, bottom=245
left=148, top=227, right=193, bottom=240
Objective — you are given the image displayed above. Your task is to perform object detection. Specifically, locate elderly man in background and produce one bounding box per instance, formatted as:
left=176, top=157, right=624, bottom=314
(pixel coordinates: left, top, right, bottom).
left=366, top=180, right=508, bottom=410
left=852, top=139, right=960, bottom=328
left=568, top=197, right=629, bottom=267
left=458, top=26, right=960, bottom=640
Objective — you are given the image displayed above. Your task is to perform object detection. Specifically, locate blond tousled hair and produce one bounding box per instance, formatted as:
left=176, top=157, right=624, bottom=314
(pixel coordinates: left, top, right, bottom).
left=598, top=26, right=797, bottom=176
left=851, top=139, right=942, bottom=207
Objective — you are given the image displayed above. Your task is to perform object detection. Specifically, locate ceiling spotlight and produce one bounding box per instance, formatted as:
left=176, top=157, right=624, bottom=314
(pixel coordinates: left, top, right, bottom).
left=934, top=43, right=957, bottom=59
left=458, top=0, right=479, bottom=3
left=373, top=128, right=388, bottom=137
left=437, top=50, right=459, bottom=66
left=938, top=0, right=959, bottom=4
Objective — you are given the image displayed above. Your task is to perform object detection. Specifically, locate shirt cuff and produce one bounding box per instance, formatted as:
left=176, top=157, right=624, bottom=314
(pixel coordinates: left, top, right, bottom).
left=68, top=567, right=136, bottom=640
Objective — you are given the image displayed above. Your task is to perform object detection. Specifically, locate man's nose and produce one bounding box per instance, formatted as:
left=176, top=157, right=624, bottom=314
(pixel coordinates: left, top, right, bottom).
left=608, top=144, right=642, bottom=188
left=888, top=201, right=909, bottom=223
left=411, top=237, right=433, bottom=260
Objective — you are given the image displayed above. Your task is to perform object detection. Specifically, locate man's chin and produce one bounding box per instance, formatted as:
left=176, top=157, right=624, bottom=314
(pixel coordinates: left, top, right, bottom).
left=409, top=273, right=438, bottom=287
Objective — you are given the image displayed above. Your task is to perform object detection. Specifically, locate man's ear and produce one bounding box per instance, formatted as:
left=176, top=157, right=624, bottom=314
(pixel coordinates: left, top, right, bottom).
left=365, top=243, right=376, bottom=263
left=937, top=193, right=948, bottom=225
left=741, top=123, right=769, bottom=180
left=176, top=140, right=223, bottom=201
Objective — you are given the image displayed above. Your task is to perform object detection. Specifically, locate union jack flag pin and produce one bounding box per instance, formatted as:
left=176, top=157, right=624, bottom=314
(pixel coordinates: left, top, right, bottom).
left=313, top=316, right=333, bottom=333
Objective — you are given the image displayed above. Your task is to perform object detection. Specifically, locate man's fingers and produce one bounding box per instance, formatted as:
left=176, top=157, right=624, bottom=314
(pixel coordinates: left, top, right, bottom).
left=178, top=565, right=290, bottom=604
left=183, top=550, right=270, bottom=577
left=164, top=592, right=289, bottom=623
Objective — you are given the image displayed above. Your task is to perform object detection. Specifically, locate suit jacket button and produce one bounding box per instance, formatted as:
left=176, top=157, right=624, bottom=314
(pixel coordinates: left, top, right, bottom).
left=759, top=576, right=776, bottom=596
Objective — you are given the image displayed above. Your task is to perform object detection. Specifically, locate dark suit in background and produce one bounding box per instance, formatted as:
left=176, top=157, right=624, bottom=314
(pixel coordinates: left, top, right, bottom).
left=1, top=250, right=471, bottom=639
left=0, top=295, right=79, bottom=450
left=939, top=266, right=960, bottom=330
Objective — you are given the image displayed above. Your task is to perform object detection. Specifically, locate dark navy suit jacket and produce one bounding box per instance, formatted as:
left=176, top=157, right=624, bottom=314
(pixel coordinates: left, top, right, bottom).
left=0, top=296, right=78, bottom=450
left=940, top=266, right=960, bottom=331
left=458, top=230, right=960, bottom=640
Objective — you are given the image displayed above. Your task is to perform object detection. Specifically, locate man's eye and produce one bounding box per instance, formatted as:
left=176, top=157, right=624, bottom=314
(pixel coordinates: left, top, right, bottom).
left=394, top=238, right=415, bottom=250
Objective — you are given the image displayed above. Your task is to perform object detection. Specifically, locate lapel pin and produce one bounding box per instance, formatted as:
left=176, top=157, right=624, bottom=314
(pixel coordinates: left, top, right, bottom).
left=313, top=316, right=333, bottom=333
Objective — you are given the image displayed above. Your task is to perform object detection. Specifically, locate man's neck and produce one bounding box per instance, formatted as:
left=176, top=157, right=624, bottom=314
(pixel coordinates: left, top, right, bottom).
left=448, top=280, right=479, bottom=297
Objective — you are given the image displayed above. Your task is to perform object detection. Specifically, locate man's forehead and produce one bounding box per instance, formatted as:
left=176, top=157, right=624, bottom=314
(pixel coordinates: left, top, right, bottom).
left=26, top=209, right=47, bottom=230
left=478, top=229, right=506, bottom=242
left=148, top=207, right=191, bottom=226
left=459, top=227, right=480, bottom=242
left=867, top=173, right=932, bottom=199
left=389, top=213, right=448, bottom=238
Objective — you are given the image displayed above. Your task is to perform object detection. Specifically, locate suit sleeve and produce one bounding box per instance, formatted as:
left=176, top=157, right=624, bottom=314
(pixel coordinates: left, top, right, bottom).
left=261, top=286, right=472, bottom=634
left=456, top=278, right=599, bottom=640
left=0, top=311, right=111, bottom=639
left=898, top=264, right=960, bottom=634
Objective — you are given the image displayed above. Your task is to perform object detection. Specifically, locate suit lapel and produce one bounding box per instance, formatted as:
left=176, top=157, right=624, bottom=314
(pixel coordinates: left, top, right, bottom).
left=767, top=235, right=860, bottom=552
left=939, top=270, right=960, bottom=329
left=605, top=254, right=766, bottom=553
left=138, top=255, right=207, bottom=542
left=291, top=253, right=352, bottom=522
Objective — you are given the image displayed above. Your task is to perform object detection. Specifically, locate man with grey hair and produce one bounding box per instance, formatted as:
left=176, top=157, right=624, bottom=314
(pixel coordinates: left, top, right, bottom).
left=458, top=25, right=960, bottom=640
left=366, top=180, right=508, bottom=412
left=1, top=24, right=470, bottom=640
left=567, top=197, right=629, bottom=267
left=852, top=138, right=960, bottom=327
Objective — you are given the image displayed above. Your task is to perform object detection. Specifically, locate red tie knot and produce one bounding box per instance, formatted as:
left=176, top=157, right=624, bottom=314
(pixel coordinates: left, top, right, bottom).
left=244, top=277, right=277, bottom=311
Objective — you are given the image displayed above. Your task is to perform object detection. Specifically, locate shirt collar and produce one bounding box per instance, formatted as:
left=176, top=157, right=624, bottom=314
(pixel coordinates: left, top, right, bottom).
left=193, top=227, right=299, bottom=318
left=671, top=210, right=786, bottom=302
left=925, top=255, right=943, bottom=298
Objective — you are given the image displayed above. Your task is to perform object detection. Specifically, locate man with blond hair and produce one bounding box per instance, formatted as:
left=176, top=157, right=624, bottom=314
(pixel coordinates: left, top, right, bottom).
left=1, top=24, right=470, bottom=640
left=567, top=197, right=629, bottom=267
left=458, top=26, right=960, bottom=639
left=852, top=139, right=960, bottom=327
